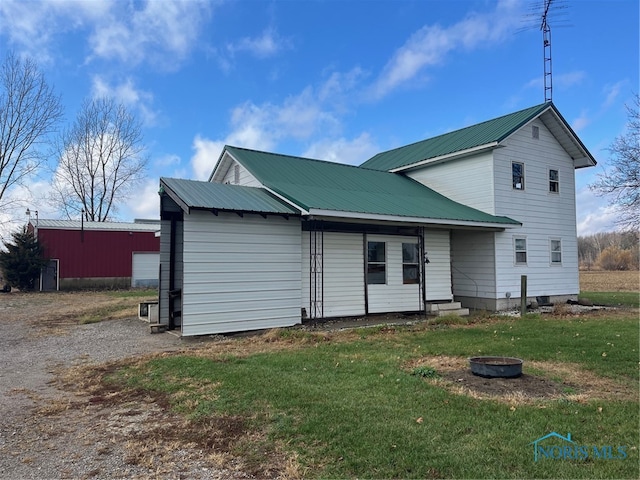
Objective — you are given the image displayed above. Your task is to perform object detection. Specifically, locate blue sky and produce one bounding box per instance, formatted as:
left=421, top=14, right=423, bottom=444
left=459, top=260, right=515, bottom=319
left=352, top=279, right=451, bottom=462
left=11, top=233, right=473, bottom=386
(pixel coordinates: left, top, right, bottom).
left=0, top=0, right=637, bottom=238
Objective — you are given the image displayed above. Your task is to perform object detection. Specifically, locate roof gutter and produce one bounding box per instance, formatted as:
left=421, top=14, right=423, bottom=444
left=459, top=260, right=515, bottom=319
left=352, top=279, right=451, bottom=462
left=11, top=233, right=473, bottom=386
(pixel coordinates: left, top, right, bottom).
left=389, top=142, right=499, bottom=173
left=307, top=208, right=521, bottom=230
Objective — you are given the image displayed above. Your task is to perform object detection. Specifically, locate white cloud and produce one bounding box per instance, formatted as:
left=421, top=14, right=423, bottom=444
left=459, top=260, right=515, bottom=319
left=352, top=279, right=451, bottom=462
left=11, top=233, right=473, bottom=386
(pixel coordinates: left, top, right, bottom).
left=88, top=0, right=213, bottom=70
left=571, top=110, right=591, bottom=132
left=126, top=179, right=161, bottom=220
left=575, top=186, right=618, bottom=235
left=370, top=0, right=522, bottom=99
left=602, top=80, right=626, bottom=109
left=554, top=71, right=586, bottom=89
left=227, top=28, right=291, bottom=59
left=91, top=76, right=158, bottom=126
left=303, top=133, right=379, bottom=166
left=192, top=136, right=225, bottom=181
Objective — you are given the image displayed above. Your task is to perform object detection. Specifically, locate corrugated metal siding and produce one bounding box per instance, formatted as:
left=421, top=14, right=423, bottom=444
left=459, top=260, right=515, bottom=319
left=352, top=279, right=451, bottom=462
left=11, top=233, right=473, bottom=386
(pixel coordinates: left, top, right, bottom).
left=38, top=229, right=159, bottom=279
left=181, top=211, right=302, bottom=336
left=366, top=234, right=422, bottom=314
left=302, top=231, right=365, bottom=318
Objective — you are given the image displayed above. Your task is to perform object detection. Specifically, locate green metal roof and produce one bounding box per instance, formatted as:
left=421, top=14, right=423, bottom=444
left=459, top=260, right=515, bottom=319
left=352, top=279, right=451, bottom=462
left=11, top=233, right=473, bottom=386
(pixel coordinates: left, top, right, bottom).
left=160, top=177, right=299, bottom=215
left=225, top=146, right=519, bottom=226
left=361, top=102, right=551, bottom=171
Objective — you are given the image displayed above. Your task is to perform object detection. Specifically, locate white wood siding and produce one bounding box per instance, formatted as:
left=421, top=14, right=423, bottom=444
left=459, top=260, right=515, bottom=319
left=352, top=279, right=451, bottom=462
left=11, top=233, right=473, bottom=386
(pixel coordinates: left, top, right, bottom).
left=367, top=234, right=421, bottom=313
left=407, top=152, right=495, bottom=214
left=450, top=230, right=497, bottom=298
left=302, top=231, right=365, bottom=318
left=424, top=229, right=453, bottom=301
left=219, top=160, right=261, bottom=187
left=493, top=120, right=579, bottom=298
left=181, top=211, right=302, bottom=336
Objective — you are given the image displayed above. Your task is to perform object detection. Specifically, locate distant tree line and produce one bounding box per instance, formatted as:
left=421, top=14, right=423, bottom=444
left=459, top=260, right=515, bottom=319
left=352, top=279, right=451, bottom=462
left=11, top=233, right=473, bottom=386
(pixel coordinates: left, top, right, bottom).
left=578, top=231, right=639, bottom=271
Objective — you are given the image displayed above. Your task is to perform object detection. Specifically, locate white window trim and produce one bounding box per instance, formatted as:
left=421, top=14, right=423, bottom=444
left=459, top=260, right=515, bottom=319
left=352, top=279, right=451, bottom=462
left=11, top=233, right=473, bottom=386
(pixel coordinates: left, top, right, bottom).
left=548, top=167, right=559, bottom=194
left=550, top=238, right=562, bottom=265
left=514, top=236, right=527, bottom=265
left=512, top=161, right=525, bottom=191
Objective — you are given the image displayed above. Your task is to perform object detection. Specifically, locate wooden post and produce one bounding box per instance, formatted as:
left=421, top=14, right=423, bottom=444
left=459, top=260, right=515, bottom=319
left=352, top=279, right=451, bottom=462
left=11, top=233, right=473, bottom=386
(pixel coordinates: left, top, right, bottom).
left=520, top=275, right=527, bottom=317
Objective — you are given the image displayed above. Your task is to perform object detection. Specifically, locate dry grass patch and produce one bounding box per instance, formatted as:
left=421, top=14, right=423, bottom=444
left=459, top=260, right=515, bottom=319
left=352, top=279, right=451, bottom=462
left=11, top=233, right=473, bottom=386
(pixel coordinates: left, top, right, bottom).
left=580, top=270, right=640, bottom=292
left=406, top=355, right=636, bottom=404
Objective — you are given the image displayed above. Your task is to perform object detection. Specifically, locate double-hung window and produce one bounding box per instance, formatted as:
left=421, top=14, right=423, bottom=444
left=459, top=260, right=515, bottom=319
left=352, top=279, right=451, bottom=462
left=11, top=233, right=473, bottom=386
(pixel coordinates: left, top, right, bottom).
left=550, top=239, right=562, bottom=264
left=549, top=169, right=559, bottom=193
left=402, top=243, right=419, bottom=284
left=367, top=241, right=386, bottom=284
left=515, top=238, right=527, bottom=265
left=512, top=162, right=525, bottom=190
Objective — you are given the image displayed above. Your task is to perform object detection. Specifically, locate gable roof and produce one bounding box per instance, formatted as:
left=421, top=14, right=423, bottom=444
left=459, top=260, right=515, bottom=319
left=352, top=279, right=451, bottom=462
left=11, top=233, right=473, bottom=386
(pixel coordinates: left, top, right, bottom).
left=160, top=177, right=299, bottom=216
left=361, top=102, right=596, bottom=172
left=219, top=146, right=519, bottom=228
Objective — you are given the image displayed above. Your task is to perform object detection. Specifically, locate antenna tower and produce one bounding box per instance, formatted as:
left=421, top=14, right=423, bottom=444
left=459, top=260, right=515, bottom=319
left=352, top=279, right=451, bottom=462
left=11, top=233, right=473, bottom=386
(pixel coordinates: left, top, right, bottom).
left=541, top=0, right=553, bottom=102
left=522, top=0, right=569, bottom=103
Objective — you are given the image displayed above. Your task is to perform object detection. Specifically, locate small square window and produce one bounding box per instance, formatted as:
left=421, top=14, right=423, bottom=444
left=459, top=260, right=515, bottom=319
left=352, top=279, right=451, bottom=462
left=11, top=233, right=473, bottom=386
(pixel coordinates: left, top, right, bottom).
left=512, top=162, right=524, bottom=190
left=515, top=238, right=527, bottom=264
left=549, top=169, right=559, bottom=193
left=551, top=239, right=562, bottom=264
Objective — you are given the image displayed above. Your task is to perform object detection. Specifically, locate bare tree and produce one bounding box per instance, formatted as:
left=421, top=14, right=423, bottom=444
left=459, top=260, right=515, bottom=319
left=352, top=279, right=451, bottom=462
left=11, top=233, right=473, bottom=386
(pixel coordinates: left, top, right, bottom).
left=50, top=97, right=147, bottom=221
left=589, top=94, right=640, bottom=231
left=0, top=53, right=63, bottom=209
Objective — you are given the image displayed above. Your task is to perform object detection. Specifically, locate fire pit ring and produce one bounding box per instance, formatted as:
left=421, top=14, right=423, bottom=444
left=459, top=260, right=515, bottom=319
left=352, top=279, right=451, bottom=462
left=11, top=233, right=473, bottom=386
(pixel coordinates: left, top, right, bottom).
left=469, top=356, right=523, bottom=378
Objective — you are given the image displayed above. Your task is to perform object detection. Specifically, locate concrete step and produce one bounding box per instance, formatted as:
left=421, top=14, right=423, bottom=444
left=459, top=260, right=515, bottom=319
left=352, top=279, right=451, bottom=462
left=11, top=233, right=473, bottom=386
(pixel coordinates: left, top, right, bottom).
left=435, top=308, right=470, bottom=317
left=427, top=302, right=462, bottom=313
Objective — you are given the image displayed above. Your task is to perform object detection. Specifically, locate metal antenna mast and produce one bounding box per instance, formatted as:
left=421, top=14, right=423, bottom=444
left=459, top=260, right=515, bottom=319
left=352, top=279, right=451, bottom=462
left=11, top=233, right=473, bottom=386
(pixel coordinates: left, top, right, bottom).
left=541, top=0, right=553, bottom=102
left=522, top=0, right=570, bottom=103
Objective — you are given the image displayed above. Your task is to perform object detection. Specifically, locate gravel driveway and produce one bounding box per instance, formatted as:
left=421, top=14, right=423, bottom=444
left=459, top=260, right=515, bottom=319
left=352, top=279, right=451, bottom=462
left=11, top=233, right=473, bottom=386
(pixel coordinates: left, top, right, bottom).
left=0, top=293, right=245, bottom=479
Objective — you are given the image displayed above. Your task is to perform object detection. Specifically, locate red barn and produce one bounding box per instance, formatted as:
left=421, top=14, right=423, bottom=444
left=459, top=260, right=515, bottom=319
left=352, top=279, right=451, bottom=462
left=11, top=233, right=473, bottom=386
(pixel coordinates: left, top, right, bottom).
left=28, top=219, right=160, bottom=290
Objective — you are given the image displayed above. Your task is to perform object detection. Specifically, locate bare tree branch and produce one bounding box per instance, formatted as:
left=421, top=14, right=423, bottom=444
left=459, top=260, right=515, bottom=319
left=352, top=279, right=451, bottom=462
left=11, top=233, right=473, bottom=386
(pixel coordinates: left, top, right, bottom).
left=49, top=97, right=148, bottom=221
left=589, top=94, right=640, bottom=231
left=0, top=52, right=63, bottom=209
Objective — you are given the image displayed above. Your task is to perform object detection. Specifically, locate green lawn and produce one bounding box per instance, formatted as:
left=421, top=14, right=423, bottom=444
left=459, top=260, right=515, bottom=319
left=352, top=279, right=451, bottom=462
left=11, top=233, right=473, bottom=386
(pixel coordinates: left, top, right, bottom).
left=580, top=291, right=639, bottom=308
left=108, top=314, right=639, bottom=479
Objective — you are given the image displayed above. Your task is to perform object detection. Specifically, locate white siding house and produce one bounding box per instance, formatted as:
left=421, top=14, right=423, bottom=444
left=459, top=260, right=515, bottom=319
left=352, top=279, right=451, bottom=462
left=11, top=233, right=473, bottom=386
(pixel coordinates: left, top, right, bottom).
left=158, top=102, right=595, bottom=335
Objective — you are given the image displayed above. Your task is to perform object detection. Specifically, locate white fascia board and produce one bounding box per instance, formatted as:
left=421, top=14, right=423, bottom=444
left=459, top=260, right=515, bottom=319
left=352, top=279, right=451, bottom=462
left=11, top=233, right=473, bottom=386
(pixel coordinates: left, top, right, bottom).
left=308, top=208, right=520, bottom=230
left=262, top=187, right=309, bottom=215
left=389, top=142, right=499, bottom=173
left=208, top=149, right=232, bottom=183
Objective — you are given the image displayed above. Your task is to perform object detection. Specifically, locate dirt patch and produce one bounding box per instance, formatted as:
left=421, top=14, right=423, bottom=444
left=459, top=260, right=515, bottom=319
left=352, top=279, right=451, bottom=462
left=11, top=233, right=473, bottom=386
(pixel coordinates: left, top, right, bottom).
left=406, top=355, right=636, bottom=404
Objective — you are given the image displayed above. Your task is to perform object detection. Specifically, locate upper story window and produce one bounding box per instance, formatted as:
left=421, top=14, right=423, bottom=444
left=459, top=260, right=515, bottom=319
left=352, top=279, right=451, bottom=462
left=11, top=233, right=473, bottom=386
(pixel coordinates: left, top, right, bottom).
left=402, top=243, right=419, bottom=284
left=549, top=169, right=559, bottom=193
left=512, top=162, right=525, bottom=190
left=532, top=125, right=540, bottom=139
left=515, top=237, right=527, bottom=264
left=233, top=164, right=240, bottom=184
left=550, top=239, right=562, bottom=264
left=367, top=241, right=386, bottom=285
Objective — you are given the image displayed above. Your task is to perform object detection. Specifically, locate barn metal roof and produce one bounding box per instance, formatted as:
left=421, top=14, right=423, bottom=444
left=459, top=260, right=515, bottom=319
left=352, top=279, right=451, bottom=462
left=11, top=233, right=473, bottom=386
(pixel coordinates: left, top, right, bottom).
left=224, top=146, right=519, bottom=227
left=33, top=219, right=159, bottom=232
left=361, top=102, right=596, bottom=172
left=160, top=177, right=300, bottom=215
